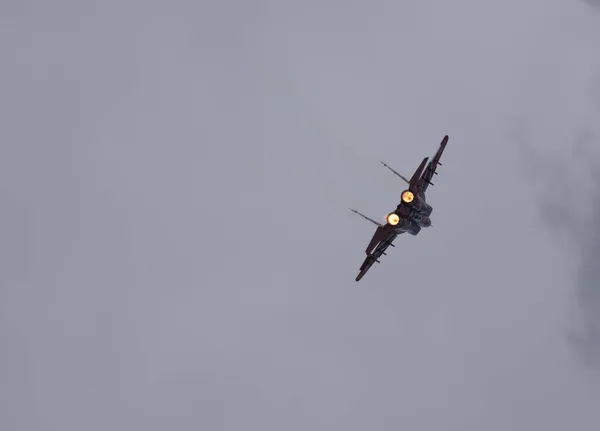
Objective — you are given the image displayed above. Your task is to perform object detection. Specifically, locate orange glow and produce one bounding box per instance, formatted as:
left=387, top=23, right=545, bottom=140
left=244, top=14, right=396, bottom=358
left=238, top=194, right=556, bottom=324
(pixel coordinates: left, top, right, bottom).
left=401, top=190, right=414, bottom=204
left=386, top=213, right=400, bottom=226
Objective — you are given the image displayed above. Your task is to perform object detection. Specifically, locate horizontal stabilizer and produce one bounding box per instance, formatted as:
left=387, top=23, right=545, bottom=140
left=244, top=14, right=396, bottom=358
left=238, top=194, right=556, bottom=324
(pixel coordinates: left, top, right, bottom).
left=381, top=161, right=410, bottom=184
left=349, top=208, right=382, bottom=227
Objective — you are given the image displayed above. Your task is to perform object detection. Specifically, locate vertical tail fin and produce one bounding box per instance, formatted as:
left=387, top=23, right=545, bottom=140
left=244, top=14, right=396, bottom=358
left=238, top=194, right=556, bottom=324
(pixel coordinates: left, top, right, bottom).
left=409, top=157, right=429, bottom=190
left=420, top=135, right=449, bottom=193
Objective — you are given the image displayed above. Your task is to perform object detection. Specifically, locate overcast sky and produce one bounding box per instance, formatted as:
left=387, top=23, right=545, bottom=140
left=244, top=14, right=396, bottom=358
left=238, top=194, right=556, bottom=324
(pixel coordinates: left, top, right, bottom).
left=2, top=1, right=600, bottom=430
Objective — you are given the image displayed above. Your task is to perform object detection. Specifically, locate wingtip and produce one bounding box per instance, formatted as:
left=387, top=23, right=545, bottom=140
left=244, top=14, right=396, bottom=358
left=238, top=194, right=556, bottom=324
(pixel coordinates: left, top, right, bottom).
left=355, top=269, right=365, bottom=282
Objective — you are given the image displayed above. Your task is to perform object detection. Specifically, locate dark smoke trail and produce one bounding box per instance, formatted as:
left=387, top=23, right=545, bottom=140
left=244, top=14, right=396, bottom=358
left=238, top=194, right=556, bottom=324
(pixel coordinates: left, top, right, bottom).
left=567, top=157, right=600, bottom=369
left=519, top=124, right=600, bottom=372
left=583, top=0, right=600, bottom=8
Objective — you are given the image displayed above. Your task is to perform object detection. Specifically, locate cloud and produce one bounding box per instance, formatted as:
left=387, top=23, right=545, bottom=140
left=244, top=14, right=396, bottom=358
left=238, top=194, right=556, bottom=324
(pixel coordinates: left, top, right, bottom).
left=583, top=0, right=600, bottom=8
left=522, top=124, right=600, bottom=372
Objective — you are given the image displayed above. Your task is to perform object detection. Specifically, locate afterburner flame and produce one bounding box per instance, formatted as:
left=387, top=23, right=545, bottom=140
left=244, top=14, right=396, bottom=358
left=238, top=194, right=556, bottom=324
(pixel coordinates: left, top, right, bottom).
left=386, top=213, right=400, bottom=226
left=401, top=190, right=414, bottom=204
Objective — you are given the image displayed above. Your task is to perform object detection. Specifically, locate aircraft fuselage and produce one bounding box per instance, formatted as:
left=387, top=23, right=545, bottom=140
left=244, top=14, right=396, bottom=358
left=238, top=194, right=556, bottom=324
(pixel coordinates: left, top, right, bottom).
left=390, top=193, right=433, bottom=235
left=351, top=135, right=449, bottom=282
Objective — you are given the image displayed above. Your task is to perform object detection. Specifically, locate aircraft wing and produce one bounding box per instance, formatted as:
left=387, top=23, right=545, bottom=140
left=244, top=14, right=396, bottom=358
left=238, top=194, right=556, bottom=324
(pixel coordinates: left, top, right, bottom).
left=355, top=227, right=401, bottom=282
left=419, top=135, right=449, bottom=193
left=351, top=134, right=449, bottom=282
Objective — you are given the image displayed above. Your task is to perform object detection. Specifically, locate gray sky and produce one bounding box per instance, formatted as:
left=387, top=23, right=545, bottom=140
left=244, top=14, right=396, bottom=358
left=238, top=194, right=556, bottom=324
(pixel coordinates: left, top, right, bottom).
left=1, top=1, right=600, bottom=430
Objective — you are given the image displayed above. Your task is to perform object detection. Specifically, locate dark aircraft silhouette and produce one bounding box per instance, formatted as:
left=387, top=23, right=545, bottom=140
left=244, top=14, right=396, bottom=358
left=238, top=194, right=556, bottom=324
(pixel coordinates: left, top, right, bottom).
left=350, top=135, right=449, bottom=282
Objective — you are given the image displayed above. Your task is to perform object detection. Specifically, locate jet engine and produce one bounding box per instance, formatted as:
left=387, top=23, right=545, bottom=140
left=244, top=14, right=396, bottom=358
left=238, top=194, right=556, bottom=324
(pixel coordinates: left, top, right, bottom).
left=386, top=213, right=400, bottom=226
left=386, top=212, right=421, bottom=235
left=400, top=190, right=433, bottom=216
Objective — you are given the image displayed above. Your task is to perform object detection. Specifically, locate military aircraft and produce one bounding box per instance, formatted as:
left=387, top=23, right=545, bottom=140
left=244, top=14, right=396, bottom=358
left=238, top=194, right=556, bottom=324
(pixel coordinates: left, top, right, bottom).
left=350, top=135, right=449, bottom=282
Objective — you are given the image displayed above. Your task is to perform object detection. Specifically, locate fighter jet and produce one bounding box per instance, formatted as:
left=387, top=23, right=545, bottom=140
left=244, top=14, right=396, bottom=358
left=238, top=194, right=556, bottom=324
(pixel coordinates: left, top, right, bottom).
left=350, top=135, right=449, bottom=282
